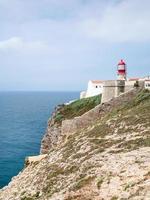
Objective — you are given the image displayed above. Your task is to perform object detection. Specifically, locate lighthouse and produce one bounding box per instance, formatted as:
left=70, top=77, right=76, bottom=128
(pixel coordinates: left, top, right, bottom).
left=117, top=59, right=127, bottom=80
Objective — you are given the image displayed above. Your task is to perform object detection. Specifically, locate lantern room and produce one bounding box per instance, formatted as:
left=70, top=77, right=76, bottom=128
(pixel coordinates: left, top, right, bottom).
left=117, top=59, right=127, bottom=80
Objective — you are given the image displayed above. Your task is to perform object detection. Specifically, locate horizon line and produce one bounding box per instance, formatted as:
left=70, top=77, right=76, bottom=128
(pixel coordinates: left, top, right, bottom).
left=0, top=90, right=80, bottom=92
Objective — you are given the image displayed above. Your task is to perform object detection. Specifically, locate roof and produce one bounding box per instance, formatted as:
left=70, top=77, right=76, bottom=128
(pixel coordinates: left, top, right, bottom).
left=129, top=77, right=150, bottom=81
left=129, top=78, right=140, bottom=81
left=118, top=59, right=126, bottom=65
left=90, top=80, right=104, bottom=84
left=143, top=76, right=150, bottom=80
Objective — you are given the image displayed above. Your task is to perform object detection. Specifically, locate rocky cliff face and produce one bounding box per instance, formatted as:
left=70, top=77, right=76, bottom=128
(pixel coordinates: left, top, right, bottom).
left=40, top=105, right=63, bottom=154
left=41, top=88, right=143, bottom=155
left=0, top=89, right=150, bottom=200
left=40, top=95, right=101, bottom=154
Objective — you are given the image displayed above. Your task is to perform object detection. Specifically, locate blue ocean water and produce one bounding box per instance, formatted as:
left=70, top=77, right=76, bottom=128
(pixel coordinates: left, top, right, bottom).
left=0, top=91, right=79, bottom=188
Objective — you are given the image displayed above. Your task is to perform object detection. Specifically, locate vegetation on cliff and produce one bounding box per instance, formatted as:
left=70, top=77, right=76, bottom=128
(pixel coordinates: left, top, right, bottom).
left=0, top=89, right=150, bottom=200
left=41, top=94, right=102, bottom=154
left=54, top=94, right=101, bottom=124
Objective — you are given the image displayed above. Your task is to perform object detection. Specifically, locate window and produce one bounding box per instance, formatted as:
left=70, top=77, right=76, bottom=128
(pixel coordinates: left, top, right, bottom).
left=145, top=83, right=150, bottom=88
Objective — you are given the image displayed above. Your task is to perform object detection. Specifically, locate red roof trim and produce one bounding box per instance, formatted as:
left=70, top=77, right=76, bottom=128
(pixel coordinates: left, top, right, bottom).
left=91, top=80, right=104, bottom=84
left=129, top=78, right=140, bottom=81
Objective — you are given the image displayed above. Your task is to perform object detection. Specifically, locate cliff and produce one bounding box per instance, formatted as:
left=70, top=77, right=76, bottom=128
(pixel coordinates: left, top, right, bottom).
left=0, top=89, right=150, bottom=200
left=40, top=95, right=101, bottom=154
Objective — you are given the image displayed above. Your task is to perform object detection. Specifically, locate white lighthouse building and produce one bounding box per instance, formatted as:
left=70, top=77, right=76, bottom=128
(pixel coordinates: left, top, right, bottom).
left=80, top=80, right=104, bottom=99
left=80, top=59, right=150, bottom=99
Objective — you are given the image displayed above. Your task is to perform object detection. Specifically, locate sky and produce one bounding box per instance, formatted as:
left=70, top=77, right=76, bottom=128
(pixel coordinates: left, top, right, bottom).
left=0, top=0, right=150, bottom=91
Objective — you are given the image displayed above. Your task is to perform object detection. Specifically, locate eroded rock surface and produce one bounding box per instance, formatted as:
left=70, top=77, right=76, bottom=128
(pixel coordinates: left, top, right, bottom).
left=40, top=105, right=63, bottom=154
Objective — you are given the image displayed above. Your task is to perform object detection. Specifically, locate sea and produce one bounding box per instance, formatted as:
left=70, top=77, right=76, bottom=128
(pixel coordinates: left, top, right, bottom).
left=0, top=91, right=79, bottom=188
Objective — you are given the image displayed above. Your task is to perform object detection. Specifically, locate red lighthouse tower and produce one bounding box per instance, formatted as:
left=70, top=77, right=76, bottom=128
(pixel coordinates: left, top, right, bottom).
left=117, top=59, right=127, bottom=80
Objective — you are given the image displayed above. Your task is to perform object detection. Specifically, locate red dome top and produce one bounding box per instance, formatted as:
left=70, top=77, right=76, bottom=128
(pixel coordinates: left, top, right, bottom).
left=118, top=59, right=126, bottom=66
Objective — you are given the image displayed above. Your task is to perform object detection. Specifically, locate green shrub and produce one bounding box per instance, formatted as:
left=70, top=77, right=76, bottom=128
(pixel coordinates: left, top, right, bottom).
left=111, top=196, right=118, bottom=200
left=54, top=94, right=101, bottom=124
left=54, top=113, right=64, bottom=123
left=73, top=175, right=95, bottom=190
left=97, top=178, right=104, bottom=189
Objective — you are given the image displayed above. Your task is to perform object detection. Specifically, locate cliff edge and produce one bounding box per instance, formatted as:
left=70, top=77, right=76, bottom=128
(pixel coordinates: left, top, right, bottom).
left=40, top=95, right=101, bottom=154
left=0, top=89, right=150, bottom=200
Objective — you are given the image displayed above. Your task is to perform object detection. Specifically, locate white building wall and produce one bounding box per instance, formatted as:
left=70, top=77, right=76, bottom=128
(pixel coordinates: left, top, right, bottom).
left=86, top=81, right=103, bottom=98
left=80, top=91, right=86, bottom=99
left=145, top=80, right=150, bottom=90
left=80, top=76, right=150, bottom=100
left=126, top=80, right=136, bottom=85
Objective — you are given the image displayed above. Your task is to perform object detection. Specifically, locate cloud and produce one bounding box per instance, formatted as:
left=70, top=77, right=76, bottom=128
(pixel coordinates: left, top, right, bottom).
left=0, top=37, right=49, bottom=53
left=80, top=0, right=150, bottom=42
left=2, top=0, right=150, bottom=43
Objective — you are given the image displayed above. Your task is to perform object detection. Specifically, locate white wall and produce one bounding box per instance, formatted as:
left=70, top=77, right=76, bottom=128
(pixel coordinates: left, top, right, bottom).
left=145, top=81, right=150, bottom=90
left=86, top=81, right=103, bottom=98
left=80, top=91, right=86, bottom=99
left=125, top=80, right=136, bottom=86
